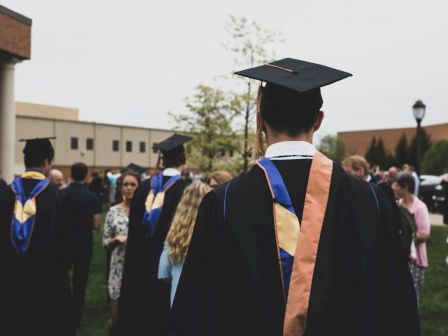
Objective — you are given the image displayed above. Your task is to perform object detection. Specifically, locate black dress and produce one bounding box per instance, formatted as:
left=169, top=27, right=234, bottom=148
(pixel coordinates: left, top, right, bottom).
left=169, top=160, right=420, bottom=336
left=0, top=179, right=66, bottom=336
left=117, top=176, right=189, bottom=335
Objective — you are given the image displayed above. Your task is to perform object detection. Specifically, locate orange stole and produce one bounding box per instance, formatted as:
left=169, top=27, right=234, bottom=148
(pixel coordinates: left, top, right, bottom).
left=283, top=150, right=333, bottom=335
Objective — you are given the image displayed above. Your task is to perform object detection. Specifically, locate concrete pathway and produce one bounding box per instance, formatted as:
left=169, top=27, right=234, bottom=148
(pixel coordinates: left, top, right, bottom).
left=430, top=213, right=445, bottom=226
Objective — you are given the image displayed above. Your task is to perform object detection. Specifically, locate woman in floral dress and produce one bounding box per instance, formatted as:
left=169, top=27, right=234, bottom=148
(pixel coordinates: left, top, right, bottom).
left=103, top=170, right=140, bottom=333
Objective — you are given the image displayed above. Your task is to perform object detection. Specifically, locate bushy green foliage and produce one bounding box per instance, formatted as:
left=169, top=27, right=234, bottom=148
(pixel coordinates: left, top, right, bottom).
left=409, top=128, right=432, bottom=166
left=172, top=85, right=239, bottom=173
left=422, top=140, right=448, bottom=175
left=317, top=134, right=346, bottom=163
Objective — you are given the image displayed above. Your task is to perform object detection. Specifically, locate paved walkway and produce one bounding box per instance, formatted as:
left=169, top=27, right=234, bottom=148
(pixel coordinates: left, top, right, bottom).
left=430, top=213, right=445, bottom=226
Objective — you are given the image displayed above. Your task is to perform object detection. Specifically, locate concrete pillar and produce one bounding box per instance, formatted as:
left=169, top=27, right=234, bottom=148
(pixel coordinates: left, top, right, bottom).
left=0, top=60, right=16, bottom=183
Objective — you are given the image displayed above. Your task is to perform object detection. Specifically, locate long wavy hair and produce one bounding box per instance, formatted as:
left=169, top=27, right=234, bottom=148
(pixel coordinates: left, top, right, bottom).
left=166, top=182, right=211, bottom=264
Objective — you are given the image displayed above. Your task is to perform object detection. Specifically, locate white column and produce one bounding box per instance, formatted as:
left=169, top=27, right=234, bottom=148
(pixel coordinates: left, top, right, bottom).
left=0, top=60, right=16, bottom=183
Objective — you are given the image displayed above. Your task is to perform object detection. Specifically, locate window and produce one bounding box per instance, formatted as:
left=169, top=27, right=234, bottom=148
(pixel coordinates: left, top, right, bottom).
left=112, top=140, right=119, bottom=152
left=86, top=138, right=94, bottom=150
left=152, top=143, right=159, bottom=154
left=126, top=141, right=132, bottom=152
left=70, top=137, right=78, bottom=150
left=139, top=141, right=146, bottom=153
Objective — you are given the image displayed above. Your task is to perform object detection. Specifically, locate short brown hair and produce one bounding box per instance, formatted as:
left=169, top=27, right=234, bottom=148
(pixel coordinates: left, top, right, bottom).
left=343, top=155, right=370, bottom=177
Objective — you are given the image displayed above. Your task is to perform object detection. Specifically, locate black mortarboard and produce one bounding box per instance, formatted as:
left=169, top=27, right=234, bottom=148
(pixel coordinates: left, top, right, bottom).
left=20, top=137, right=55, bottom=157
left=152, top=134, right=192, bottom=158
left=235, top=58, right=352, bottom=93
left=235, top=58, right=352, bottom=130
left=124, top=163, right=147, bottom=175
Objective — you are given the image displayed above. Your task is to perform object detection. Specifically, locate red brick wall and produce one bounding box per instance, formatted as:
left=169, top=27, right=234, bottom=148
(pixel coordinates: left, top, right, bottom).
left=0, top=12, right=31, bottom=59
left=338, top=122, right=448, bottom=157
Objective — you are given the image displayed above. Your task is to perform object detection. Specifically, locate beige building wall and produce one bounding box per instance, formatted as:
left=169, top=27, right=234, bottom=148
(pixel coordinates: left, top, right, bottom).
left=122, top=127, right=151, bottom=167
left=55, top=121, right=95, bottom=165
left=16, top=102, right=78, bottom=121
left=95, top=124, right=121, bottom=167
left=15, top=112, right=175, bottom=175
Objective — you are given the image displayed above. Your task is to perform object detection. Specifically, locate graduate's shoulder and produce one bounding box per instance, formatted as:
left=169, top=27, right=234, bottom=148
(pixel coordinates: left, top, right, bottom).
left=212, top=165, right=265, bottom=202
left=330, top=162, right=381, bottom=213
left=134, top=178, right=152, bottom=200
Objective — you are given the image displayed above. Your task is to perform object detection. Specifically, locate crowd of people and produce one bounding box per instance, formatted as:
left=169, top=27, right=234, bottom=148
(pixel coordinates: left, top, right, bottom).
left=0, top=133, right=233, bottom=335
left=0, top=58, right=436, bottom=336
left=342, top=155, right=432, bottom=306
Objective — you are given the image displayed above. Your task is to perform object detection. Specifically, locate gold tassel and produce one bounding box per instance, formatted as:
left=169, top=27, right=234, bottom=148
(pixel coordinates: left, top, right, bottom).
left=255, top=84, right=266, bottom=157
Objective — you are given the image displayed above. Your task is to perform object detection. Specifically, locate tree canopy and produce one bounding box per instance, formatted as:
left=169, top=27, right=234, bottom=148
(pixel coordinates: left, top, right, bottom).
left=317, top=134, right=346, bottom=163
left=172, top=85, right=238, bottom=173
left=422, top=140, right=448, bottom=175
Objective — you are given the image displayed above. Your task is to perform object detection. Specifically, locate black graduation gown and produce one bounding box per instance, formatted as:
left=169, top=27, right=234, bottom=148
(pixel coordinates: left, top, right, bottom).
left=169, top=160, right=420, bottom=336
left=117, top=176, right=189, bottom=335
left=0, top=179, right=65, bottom=336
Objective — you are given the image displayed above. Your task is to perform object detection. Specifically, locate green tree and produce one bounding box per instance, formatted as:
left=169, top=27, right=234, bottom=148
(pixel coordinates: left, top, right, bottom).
left=317, top=134, right=346, bottom=163
left=172, top=85, right=238, bottom=172
left=365, top=137, right=378, bottom=166
left=409, top=128, right=432, bottom=167
left=394, top=133, right=409, bottom=167
left=376, top=138, right=388, bottom=168
left=365, top=136, right=391, bottom=168
left=223, top=15, right=282, bottom=170
left=422, top=140, right=448, bottom=175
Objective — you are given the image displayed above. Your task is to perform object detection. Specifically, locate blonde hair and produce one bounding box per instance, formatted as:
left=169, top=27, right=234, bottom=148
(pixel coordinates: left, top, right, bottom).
left=207, top=170, right=232, bottom=186
left=166, top=183, right=212, bottom=264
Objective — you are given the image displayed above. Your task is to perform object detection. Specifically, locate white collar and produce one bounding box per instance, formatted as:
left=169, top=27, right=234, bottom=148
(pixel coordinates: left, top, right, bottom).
left=163, top=168, right=181, bottom=177
left=264, top=141, right=315, bottom=160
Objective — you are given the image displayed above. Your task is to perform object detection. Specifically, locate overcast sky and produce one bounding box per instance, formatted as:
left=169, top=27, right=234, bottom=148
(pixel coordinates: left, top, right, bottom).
left=4, top=0, right=448, bottom=141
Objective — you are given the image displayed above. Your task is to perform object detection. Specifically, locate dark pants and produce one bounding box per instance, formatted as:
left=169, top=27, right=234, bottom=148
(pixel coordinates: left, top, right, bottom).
left=62, top=246, right=93, bottom=330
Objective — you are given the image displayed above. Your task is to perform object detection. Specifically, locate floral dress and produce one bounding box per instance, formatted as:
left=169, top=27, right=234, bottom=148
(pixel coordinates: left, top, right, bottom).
left=103, top=206, right=129, bottom=300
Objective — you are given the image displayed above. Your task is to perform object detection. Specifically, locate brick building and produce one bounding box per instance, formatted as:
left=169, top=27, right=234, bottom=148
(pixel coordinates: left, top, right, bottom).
left=338, top=122, right=448, bottom=157
left=0, top=5, right=32, bottom=182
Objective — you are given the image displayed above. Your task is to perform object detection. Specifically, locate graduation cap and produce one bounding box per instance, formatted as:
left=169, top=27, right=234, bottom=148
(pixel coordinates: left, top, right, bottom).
left=235, top=58, right=352, bottom=93
left=124, top=163, right=147, bottom=175
left=152, top=134, right=192, bottom=159
left=19, top=137, right=56, bottom=167
left=19, top=137, right=55, bottom=157
left=235, top=58, right=352, bottom=130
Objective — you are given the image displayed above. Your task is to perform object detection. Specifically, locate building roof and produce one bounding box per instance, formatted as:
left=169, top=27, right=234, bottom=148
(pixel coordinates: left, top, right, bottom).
left=0, top=5, right=32, bottom=25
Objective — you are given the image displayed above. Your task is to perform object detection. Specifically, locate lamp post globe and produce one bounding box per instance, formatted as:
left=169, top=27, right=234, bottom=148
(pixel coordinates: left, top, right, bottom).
left=413, top=100, right=426, bottom=178
left=413, top=100, right=426, bottom=122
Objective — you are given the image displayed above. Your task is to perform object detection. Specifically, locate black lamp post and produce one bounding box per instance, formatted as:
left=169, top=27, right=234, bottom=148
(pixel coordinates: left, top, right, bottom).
left=412, top=100, right=426, bottom=176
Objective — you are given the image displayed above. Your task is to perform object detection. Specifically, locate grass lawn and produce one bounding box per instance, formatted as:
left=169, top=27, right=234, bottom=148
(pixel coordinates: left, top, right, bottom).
left=80, top=219, right=448, bottom=336
left=79, top=213, right=110, bottom=336
left=420, top=225, right=448, bottom=336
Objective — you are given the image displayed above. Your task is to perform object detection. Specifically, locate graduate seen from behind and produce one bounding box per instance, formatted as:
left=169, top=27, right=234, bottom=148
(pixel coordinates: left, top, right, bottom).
left=0, top=138, right=65, bottom=336
left=59, top=162, right=102, bottom=334
left=170, top=58, right=420, bottom=336
left=158, top=182, right=212, bottom=307
left=117, top=134, right=192, bottom=336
